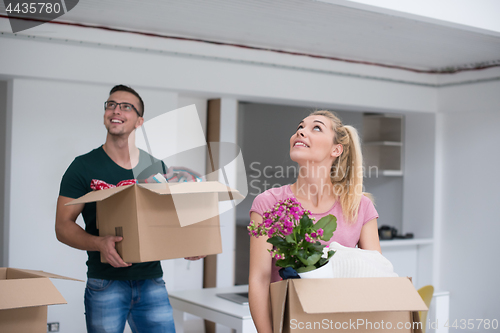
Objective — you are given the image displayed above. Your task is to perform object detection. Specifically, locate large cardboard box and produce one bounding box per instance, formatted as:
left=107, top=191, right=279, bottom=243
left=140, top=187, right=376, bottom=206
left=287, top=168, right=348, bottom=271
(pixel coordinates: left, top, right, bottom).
left=67, top=181, right=243, bottom=263
left=270, top=277, right=428, bottom=333
left=0, top=268, right=81, bottom=333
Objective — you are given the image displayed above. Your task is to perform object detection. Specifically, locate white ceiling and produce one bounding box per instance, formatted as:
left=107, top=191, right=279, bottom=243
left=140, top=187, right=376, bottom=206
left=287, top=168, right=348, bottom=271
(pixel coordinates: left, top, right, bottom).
left=333, top=0, right=500, bottom=33
left=6, top=0, right=500, bottom=72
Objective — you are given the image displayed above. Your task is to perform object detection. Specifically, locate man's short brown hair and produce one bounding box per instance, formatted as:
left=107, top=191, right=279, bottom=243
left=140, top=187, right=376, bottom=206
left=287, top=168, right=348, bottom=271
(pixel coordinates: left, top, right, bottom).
left=109, top=85, right=144, bottom=117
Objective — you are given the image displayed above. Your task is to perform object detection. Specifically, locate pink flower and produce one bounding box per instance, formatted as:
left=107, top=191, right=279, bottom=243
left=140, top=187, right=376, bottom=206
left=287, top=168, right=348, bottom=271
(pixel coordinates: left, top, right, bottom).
left=305, top=233, right=313, bottom=243
left=248, top=196, right=337, bottom=272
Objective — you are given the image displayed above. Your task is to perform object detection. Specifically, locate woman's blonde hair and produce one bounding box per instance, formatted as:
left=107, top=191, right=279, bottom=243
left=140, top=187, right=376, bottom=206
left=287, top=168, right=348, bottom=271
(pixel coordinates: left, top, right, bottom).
left=310, top=110, right=373, bottom=224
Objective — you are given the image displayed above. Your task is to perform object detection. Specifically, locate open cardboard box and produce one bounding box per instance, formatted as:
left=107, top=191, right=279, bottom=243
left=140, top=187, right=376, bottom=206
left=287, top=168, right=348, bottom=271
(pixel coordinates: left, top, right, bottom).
left=0, top=268, right=81, bottom=333
left=270, top=277, right=428, bottom=333
left=67, top=181, right=243, bottom=263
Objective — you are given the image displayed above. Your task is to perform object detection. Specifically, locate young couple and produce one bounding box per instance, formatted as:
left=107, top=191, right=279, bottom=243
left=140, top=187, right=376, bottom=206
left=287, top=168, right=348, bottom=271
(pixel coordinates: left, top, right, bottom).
left=56, top=84, right=379, bottom=333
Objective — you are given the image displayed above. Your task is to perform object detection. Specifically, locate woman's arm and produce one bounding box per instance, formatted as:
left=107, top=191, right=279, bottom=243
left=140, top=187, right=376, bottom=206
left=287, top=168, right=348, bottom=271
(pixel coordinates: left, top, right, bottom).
left=358, top=218, right=382, bottom=253
left=248, top=212, right=274, bottom=333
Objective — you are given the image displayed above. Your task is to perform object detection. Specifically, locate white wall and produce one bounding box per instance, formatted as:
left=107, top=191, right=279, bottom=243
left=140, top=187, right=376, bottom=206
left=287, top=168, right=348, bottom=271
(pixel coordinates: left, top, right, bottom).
left=8, top=78, right=109, bottom=331
left=403, top=112, right=436, bottom=239
left=437, top=80, right=500, bottom=328
left=0, top=80, right=8, bottom=267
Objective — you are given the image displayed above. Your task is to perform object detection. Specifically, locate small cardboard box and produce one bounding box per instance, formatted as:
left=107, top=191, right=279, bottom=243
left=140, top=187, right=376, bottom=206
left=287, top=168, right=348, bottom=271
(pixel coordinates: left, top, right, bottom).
left=67, top=181, right=243, bottom=263
left=270, top=277, right=428, bottom=333
left=0, top=268, right=81, bottom=333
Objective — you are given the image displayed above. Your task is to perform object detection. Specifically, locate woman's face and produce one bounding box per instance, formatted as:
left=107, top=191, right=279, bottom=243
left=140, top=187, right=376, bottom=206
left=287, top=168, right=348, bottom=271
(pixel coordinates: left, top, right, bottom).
left=289, top=115, right=341, bottom=165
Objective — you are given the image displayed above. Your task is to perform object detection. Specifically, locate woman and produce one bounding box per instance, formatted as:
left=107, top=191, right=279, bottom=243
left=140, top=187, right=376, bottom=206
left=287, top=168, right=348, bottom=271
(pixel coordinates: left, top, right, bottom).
left=248, top=110, right=381, bottom=332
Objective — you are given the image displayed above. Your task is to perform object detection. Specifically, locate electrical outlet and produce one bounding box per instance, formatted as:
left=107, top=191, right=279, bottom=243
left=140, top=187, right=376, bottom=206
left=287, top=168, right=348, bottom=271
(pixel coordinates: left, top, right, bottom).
left=47, top=322, right=60, bottom=332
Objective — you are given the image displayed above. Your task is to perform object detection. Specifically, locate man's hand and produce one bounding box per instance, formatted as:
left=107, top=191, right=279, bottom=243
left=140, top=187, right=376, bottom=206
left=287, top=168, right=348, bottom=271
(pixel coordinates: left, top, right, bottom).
left=184, top=255, right=206, bottom=261
left=98, top=236, right=132, bottom=268
left=56, top=196, right=132, bottom=268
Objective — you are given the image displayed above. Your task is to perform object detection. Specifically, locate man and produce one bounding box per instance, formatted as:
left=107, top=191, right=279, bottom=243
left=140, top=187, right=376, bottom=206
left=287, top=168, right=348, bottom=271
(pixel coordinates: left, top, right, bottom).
left=56, top=85, right=200, bottom=332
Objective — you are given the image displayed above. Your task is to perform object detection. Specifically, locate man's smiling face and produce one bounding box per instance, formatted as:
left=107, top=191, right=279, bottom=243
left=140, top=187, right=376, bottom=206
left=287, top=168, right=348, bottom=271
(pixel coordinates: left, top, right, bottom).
left=104, top=91, right=143, bottom=137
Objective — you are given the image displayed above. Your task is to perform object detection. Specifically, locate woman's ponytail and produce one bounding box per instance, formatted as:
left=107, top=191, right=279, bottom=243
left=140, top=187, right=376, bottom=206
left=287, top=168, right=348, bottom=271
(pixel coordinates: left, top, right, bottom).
left=310, top=111, right=371, bottom=224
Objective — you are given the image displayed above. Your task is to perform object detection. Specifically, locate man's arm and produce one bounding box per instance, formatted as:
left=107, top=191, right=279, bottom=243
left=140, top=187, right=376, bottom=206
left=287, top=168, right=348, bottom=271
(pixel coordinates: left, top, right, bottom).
left=55, top=195, right=131, bottom=267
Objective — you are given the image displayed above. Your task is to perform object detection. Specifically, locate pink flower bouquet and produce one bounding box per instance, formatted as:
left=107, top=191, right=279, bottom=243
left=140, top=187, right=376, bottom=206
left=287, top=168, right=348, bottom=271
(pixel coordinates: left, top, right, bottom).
left=248, top=198, right=337, bottom=273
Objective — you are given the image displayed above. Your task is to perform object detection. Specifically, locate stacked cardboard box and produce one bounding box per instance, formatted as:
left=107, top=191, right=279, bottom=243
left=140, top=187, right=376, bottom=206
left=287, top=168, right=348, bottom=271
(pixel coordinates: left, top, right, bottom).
left=0, top=268, right=81, bottom=333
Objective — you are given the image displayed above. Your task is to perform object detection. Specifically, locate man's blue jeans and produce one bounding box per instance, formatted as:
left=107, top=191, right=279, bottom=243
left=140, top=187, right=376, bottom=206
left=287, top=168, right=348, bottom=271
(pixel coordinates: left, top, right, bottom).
left=84, top=277, right=175, bottom=333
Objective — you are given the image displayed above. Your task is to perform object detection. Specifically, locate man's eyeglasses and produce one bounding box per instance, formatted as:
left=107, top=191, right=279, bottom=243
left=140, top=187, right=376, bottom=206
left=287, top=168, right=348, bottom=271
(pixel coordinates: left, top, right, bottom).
left=104, top=101, right=142, bottom=117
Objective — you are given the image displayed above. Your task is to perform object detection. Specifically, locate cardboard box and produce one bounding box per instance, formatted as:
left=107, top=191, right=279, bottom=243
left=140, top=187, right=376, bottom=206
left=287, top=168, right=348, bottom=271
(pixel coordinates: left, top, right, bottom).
left=67, top=181, right=243, bottom=263
left=270, top=277, right=428, bottom=333
left=0, top=268, right=81, bottom=333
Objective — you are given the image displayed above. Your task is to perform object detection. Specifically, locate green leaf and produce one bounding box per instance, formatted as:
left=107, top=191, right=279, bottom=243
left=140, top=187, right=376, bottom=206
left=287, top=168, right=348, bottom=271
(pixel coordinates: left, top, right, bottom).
left=315, top=214, right=337, bottom=241
left=296, top=249, right=307, bottom=260
left=297, top=252, right=322, bottom=266
left=326, top=250, right=335, bottom=260
left=267, top=236, right=288, bottom=248
left=285, top=234, right=296, bottom=244
left=317, top=257, right=329, bottom=267
left=307, top=252, right=322, bottom=265
left=296, top=265, right=317, bottom=273
left=313, top=215, right=330, bottom=230
left=275, top=259, right=289, bottom=268
left=300, top=215, right=314, bottom=230
left=311, top=243, right=324, bottom=252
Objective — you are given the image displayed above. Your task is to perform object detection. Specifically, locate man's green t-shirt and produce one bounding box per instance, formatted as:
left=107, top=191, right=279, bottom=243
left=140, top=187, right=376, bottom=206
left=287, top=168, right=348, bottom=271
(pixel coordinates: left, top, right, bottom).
left=59, top=146, right=167, bottom=280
